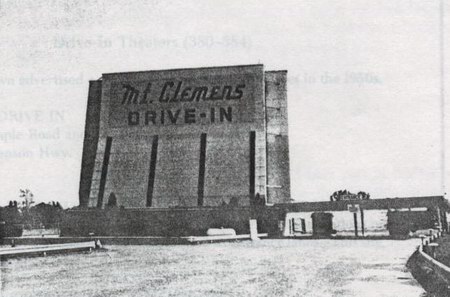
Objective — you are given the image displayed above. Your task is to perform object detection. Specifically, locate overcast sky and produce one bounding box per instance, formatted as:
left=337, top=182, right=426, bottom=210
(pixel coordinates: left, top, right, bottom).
left=0, top=0, right=448, bottom=207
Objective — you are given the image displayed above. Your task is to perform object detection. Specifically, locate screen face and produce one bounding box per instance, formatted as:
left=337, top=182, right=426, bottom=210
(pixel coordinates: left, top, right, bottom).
left=107, top=66, right=263, bottom=129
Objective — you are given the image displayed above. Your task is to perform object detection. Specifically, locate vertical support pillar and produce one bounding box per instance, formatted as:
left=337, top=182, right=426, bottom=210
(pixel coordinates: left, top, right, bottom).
left=360, top=208, right=365, bottom=237
left=353, top=212, right=358, bottom=237
left=79, top=80, right=102, bottom=207
left=197, top=133, right=207, bottom=206
left=97, top=137, right=113, bottom=208
left=436, top=206, right=442, bottom=231
left=146, top=135, right=159, bottom=207
left=443, top=211, right=449, bottom=233
left=249, top=131, right=256, bottom=201
left=250, top=219, right=259, bottom=241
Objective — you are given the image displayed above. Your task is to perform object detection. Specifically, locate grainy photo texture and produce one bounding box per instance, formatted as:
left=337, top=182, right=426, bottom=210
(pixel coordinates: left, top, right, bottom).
left=0, top=1, right=449, bottom=296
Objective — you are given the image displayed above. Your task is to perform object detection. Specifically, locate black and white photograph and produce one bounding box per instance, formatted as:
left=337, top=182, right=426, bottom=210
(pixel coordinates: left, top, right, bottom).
left=0, top=1, right=449, bottom=296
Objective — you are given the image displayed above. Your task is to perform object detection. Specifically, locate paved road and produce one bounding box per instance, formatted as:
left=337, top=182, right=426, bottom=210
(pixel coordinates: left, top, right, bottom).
left=0, top=239, right=427, bottom=297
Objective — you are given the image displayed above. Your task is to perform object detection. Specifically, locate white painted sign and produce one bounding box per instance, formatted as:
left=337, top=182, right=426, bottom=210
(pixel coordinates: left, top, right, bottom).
left=348, top=204, right=360, bottom=213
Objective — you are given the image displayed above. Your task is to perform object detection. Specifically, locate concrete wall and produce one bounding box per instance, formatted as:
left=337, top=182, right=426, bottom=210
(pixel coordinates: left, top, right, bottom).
left=265, top=71, right=291, bottom=204
left=104, top=135, right=154, bottom=208
left=79, top=80, right=102, bottom=207
left=60, top=206, right=284, bottom=237
left=81, top=64, right=293, bottom=208
left=204, top=132, right=250, bottom=206
left=387, top=209, right=436, bottom=236
left=153, top=134, right=200, bottom=207
left=407, top=243, right=450, bottom=295
left=67, top=197, right=447, bottom=238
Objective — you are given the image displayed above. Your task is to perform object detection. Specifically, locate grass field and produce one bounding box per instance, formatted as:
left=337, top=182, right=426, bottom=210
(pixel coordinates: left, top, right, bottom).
left=0, top=240, right=426, bottom=297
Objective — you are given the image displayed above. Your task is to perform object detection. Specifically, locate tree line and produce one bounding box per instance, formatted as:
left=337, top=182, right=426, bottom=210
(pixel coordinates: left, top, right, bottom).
left=0, top=189, right=64, bottom=237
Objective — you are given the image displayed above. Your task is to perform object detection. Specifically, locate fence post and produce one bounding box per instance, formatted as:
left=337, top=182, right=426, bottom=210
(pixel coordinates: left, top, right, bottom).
left=428, top=243, right=439, bottom=259
left=249, top=219, right=259, bottom=241
left=419, top=234, right=426, bottom=247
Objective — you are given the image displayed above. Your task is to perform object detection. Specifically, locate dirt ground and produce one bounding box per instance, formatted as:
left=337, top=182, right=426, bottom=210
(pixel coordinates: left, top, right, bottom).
left=0, top=239, right=425, bottom=297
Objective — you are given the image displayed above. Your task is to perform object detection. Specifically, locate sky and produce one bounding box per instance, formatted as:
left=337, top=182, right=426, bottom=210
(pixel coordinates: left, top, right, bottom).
left=0, top=0, right=449, bottom=207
